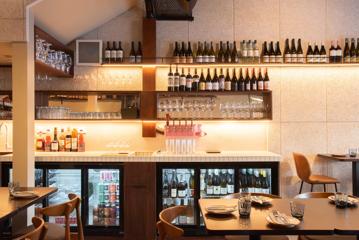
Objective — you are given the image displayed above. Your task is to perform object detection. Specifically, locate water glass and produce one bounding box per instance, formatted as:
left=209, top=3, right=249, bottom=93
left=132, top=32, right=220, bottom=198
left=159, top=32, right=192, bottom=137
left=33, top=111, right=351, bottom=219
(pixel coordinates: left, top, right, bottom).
left=238, top=193, right=251, bottom=218
left=335, top=192, right=348, bottom=208
left=8, top=182, right=19, bottom=195
left=290, top=201, right=305, bottom=219
left=348, top=148, right=357, bottom=157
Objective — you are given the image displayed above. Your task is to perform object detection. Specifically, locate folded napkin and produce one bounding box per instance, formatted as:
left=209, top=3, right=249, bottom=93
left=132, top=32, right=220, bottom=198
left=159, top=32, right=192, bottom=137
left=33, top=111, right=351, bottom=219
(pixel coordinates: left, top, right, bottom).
left=269, top=211, right=292, bottom=225
left=206, top=205, right=236, bottom=211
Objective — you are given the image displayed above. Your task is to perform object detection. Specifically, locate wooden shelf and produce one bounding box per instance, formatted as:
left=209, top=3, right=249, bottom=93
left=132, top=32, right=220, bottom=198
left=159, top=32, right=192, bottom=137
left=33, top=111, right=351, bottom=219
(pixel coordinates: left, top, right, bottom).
left=156, top=90, right=272, bottom=95
left=35, top=60, right=73, bottom=78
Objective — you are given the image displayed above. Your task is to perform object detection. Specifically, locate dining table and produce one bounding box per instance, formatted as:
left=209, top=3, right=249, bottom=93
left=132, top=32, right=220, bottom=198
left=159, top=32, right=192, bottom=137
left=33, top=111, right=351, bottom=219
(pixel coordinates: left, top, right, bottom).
left=199, top=198, right=359, bottom=240
left=318, top=154, right=359, bottom=196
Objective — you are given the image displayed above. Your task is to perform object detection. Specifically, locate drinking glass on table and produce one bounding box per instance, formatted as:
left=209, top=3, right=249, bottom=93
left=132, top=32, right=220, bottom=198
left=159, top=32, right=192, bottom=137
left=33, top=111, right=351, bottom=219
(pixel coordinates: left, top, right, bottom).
left=8, top=182, right=20, bottom=195
left=238, top=192, right=251, bottom=218
left=290, top=201, right=305, bottom=220
left=335, top=192, right=348, bottom=208
left=348, top=148, right=357, bottom=157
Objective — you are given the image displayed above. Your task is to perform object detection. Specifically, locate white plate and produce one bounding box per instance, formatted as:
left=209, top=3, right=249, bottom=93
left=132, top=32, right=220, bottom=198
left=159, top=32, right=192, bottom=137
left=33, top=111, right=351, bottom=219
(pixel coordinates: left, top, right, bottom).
left=251, top=196, right=273, bottom=205
left=328, top=195, right=359, bottom=204
left=11, top=191, right=38, bottom=199
left=206, top=205, right=237, bottom=215
left=266, top=213, right=301, bottom=228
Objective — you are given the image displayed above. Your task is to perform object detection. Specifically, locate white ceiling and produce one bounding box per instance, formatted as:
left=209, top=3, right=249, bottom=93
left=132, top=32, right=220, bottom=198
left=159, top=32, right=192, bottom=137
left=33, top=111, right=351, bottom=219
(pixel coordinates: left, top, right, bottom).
left=32, top=0, right=138, bottom=44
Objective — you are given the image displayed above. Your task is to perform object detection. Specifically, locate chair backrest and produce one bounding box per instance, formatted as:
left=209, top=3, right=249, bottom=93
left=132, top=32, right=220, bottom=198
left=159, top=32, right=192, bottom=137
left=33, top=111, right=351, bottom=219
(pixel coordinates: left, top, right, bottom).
left=222, top=192, right=281, bottom=199
left=293, top=152, right=312, bottom=182
left=13, top=217, right=47, bottom=240
left=157, top=206, right=186, bottom=240
left=37, top=193, right=84, bottom=240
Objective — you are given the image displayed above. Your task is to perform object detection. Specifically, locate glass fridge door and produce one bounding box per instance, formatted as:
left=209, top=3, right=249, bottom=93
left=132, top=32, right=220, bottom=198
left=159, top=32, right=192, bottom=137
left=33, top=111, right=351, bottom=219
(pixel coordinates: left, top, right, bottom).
left=47, top=169, right=82, bottom=225
left=88, top=169, right=120, bottom=227
left=238, top=168, right=272, bottom=194
left=161, top=168, right=196, bottom=226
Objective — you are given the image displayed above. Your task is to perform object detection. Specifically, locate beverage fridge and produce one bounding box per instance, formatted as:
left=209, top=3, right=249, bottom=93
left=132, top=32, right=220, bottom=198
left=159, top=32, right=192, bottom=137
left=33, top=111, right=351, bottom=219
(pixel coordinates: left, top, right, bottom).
left=157, top=162, right=279, bottom=235
left=1, top=162, right=123, bottom=236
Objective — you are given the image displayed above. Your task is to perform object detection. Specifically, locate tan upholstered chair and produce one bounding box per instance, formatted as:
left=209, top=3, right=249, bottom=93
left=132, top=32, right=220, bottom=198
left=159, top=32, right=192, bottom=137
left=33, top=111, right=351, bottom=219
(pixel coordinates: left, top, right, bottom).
left=293, top=152, right=339, bottom=194
left=157, top=206, right=186, bottom=240
left=13, top=217, right=47, bottom=240
left=36, top=193, right=84, bottom=240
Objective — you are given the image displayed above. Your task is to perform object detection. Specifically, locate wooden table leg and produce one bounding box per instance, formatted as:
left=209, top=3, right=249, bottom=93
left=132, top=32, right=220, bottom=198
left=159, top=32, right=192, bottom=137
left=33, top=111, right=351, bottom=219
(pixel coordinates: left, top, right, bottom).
left=353, top=162, right=359, bottom=197
left=249, top=234, right=261, bottom=240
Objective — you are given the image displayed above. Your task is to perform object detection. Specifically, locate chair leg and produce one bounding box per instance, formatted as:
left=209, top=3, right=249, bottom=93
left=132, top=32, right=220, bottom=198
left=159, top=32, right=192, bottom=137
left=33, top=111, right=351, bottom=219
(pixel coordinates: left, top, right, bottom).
left=323, top=184, right=326, bottom=192
left=299, top=181, right=304, bottom=194
left=334, top=183, right=338, bottom=192
left=311, top=184, right=314, bottom=192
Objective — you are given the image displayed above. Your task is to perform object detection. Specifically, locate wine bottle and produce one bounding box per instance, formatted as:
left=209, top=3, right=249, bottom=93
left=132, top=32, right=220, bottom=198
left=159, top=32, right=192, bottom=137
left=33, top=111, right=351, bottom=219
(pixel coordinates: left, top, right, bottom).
left=329, top=41, right=336, bottom=63
left=253, top=40, right=260, bottom=63
left=297, top=39, right=304, bottom=63
left=220, top=169, right=228, bottom=195
left=179, top=68, right=186, bottom=92
left=186, top=41, right=193, bottom=63
left=186, top=68, right=192, bottom=92
left=203, top=41, right=209, bottom=63
left=189, top=170, right=195, bottom=197
left=344, top=38, right=350, bottom=63
left=180, top=42, right=187, bottom=64
left=65, top=128, right=71, bottom=152
left=213, top=169, right=221, bottom=195
left=212, top=68, right=219, bottom=91
left=209, top=42, right=216, bottom=63
left=170, top=170, right=178, bottom=198
left=196, top=41, right=203, bottom=63
left=319, top=41, right=327, bottom=63
left=111, top=41, right=117, bottom=63
left=177, top=174, right=187, bottom=198
left=275, top=41, right=282, bottom=63
left=238, top=68, right=245, bottom=92
left=227, top=169, right=234, bottom=194
left=51, top=127, right=59, bottom=152
left=313, top=42, right=320, bottom=63
left=224, top=68, right=231, bottom=91
left=356, top=38, right=359, bottom=63
left=116, top=41, right=124, bottom=63
left=163, top=171, right=169, bottom=197
left=71, top=128, right=78, bottom=152
left=306, top=42, right=314, bottom=63
left=225, top=41, right=231, bottom=63
left=291, top=39, right=297, bottom=63
left=173, top=42, right=180, bottom=63
left=251, top=68, right=257, bottom=91
left=247, top=40, right=253, bottom=63
left=350, top=38, right=356, bottom=63
left=104, top=41, right=111, bottom=63
left=168, top=65, right=174, bottom=92
left=231, top=68, right=238, bottom=92
left=199, top=68, right=206, bottom=91
left=257, top=68, right=264, bottom=91
left=269, top=41, right=276, bottom=63
left=129, top=41, right=136, bottom=63
left=241, top=40, right=247, bottom=63
left=136, top=42, right=142, bottom=63
left=206, top=170, right=214, bottom=195
left=262, top=41, right=269, bottom=63
left=264, top=68, right=270, bottom=90
left=174, top=65, right=180, bottom=91
left=284, top=39, right=291, bottom=63
left=192, top=68, right=199, bottom=91
left=58, top=129, right=65, bottom=152
left=244, top=68, right=251, bottom=91
left=218, top=41, right=224, bottom=63
left=219, top=68, right=225, bottom=91
left=232, top=41, right=239, bottom=63
left=336, top=40, right=343, bottom=63
left=205, top=68, right=212, bottom=91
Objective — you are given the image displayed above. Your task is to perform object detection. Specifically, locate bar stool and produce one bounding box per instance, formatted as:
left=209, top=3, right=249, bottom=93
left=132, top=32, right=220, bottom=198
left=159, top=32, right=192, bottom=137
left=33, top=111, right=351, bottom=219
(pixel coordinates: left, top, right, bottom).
left=223, top=193, right=289, bottom=240
left=293, top=152, right=339, bottom=194
left=157, top=205, right=186, bottom=240
left=36, top=193, right=84, bottom=240
left=13, top=217, right=47, bottom=240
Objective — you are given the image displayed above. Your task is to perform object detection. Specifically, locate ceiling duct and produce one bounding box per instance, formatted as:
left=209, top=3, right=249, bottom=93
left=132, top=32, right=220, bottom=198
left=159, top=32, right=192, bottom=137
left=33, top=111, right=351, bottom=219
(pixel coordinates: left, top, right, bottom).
left=145, top=0, right=197, bottom=21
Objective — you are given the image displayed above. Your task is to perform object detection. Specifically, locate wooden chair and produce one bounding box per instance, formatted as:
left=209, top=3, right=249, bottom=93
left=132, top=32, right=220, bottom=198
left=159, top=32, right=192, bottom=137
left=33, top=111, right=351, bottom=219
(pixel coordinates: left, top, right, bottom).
left=157, top=205, right=186, bottom=240
left=293, top=152, right=339, bottom=194
left=295, top=192, right=357, bottom=240
left=13, top=216, right=47, bottom=240
left=223, top=193, right=289, bottom=240
left=36, top=193, right=84, bottom=240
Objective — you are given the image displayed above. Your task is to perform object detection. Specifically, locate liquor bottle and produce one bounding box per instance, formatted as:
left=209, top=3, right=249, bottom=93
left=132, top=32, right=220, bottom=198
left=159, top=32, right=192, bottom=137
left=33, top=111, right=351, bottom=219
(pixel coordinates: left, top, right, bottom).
left=177, top=174, right=187, bottom=198
left=200, top=169, right=206, bottom=192
left=129, top=41, right=136, bottom=63
left=241, top=40, right=247, bottom=63
left=219, top=68, right=225, bottom=91
left=306, top=42, right=314, bottom=63
left=179, top=68, right=186, bottom=92
left=224, top=41, right=231, bottom=63
left=173, top=42, right=180, bottom=63
left=116, top=41, right=124, bottom=63
left=179, top=42, right=187, bottom=64
left=186, top=42, right=193, bottom=63
left=213, top=169, right=221, bottom=195
left=284, top=39, right=291, bottom=63
left=231, top=41, right=239, bottom=63
left=264, top=68, right=270, bottom=90
left=206, top=170, right=214, bottom=195
left=51, top=127, right=59, bottom=152
left=212, top=68, right=219, bottom=91
left=209, top=42, right=216, bottom=63
left=174, top=65, right=180, bottom=91
left=203, top=41, right=209, bottom=63
left=344, top=38, right=350, bottom=63
left=251, top=68, right=257, bottom=91
left=205, top=68, right=212, bottom=91
left=192, top=68, right=199, bottom=91
left=227, top=169, right=234, bottom=194
left=170, top=170, right=178, bottom=198
left=224, top=68, right=231, bottom=91
left=168, top=65, right=174, bottom=91
left=247, top=169, right=254, bottom=192
left=136, top=42, right=142, bottom=63
left=244, top=68, right=251, bottom=91
left=65, top=127, right=72, bottom=152
left=297, top=39, right=304, bottom=63
left=254, top=169, right=261, bottom=193
left=262, top=41, right=269, bottom=63
left=336, top=40, right=343, bottom=63
left=111, top=41, right=117, bottom=63
left=320, top=41, right=327, bottom=63
left=59, top=128, right=65, bottom=152
left=253, top=40, right=260, bottom=63
left=78, top=129, right=85, bottom=152
left=291, top=39, right=297, bottom=63
left=238, top=68, right=245, bottom=92
left=218, top=41, right=224, bottom=63
left=196, top=42, right=203, bottom=63
left=71, top=127, right=78, bottom=152
left=356, top=38, right=359, bottom=63
left=329, top=41, right=336, bottom=63
left=231, top=68, right=238, bottom=92
left=189, top=170, right=195, bottom=197
left=275, top=41, right=282, bottom=63
left=247, top=40, right=253, bottom=63
left=220, top=170, right=228, bottom=195
left=269, top=41, right=276, bottom=63
left=163, top=171, right=169, bottom=198
left=313, top=42, right=320, bottom=63
left=257, top=69, right=264, bottom=91
left=36, top=131, right=44, bottom=151
left=199, top=69, right=206, bottom=91
left=350, top=38, right=356, bottom=63
left=186, top=68, right=192, bottom=92
left=104, top=41, right=111, bottom=63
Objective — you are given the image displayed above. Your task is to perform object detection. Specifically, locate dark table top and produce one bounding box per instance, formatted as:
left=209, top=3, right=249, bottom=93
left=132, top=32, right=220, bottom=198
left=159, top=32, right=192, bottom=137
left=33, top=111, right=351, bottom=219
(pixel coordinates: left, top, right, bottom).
left=318, top=154, right=359, bottom=162
left=199, top=198, right=359, bottom=236
left=0, top=187, right=57, bottom=222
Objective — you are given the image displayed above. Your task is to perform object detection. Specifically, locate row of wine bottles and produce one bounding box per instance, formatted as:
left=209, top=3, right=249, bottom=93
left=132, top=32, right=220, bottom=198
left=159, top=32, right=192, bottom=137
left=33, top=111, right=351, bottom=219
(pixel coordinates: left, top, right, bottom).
left=103, top=41, right=142, bottom=63
left=167, top=66, right=270, bottom=92
left=163, top=170, right=195, bottom=198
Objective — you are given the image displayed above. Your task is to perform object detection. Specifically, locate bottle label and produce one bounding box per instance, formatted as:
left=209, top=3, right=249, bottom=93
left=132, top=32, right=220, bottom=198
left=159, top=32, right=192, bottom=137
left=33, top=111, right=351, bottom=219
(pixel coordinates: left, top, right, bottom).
left=186, top=57, right=193, bottom=63
left=307, top=54, right=314, bottom=63
left=225, top=81, right=231, bottom=91
left=252, top=83, right=257, bottom=91
left=196, top=56, right=203, bottom=63
left=205, top=82, right=212, bottom=91
left=135, top=56, right=142, bottom=63
left=59, top=140, right=65, bottom=148
left=264, top=81, right=270, bottom=90
left=344, top=56, right=351, bottom=63
left=180, top=56, right=186, bottom=63
left=199, top=82, right=206, bottom=91
left=51, top=142, right=58, bottom=151
left=171, top=189, right=177, bottom=198
left=209, top=55, right=216, bottom=63
left=203, top=55, right=209, bottom=63
left=174, top=76, right=180, bottom=87
left=213, top=186, right=221, bottom=195
left=219, top=78, right=225, bottom=90
left=193, top=77, right=199, bottom=83
left=71, top=138, right=78, bottom=150
left=206, top=186, right=213, bottom=195
left=111, top=50, right=117, bottom=59
left=242, top=50, right=248, bottom=57
left=275, top=55, right=282, bottom=63
left=186, top=78, right=192, bottom=88
left=36, top=141, right=43, bottom=149
left=258, top=81, right=264, bottom=90
left=168, top=76, right=174, bottom=88
left=297, top=54, right=304, bottom=63
left=173, top=56, right=180, bottom=63
left=220, top=187, right=227, bottom=195
left=178, top=190, right=186, bottom=198
left=284, top=54, right=292, bottom=63
left=269, top=55, right=276, bottom=63
left=263, top=56, right=270, bottom=63
left=180, top=76, right=186, bottom=86
left=116, top=50, right=123, bottom=59
left=291, top=54, right=298, bottom=63
left=212, top=82, right=219, bottom=91
left=322, top=55, right=328, bottom=63
left=336, top=49, right=342, bottom=57
left=227, top=184, right=234, bottom=194
left=254, top=50, right=260, bottom=57
left=246, top=83, right=251, bottom=91
left=129, top=56, right=136, bottom=63
left=105, top=50, right=111, bottom=59
left=247, top=49, right=254, bottom=57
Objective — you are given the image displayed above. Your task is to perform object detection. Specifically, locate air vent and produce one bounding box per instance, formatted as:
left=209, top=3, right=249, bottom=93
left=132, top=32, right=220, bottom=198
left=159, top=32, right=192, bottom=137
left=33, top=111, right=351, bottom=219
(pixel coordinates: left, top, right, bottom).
left=145, top=0, right=197, bottom=21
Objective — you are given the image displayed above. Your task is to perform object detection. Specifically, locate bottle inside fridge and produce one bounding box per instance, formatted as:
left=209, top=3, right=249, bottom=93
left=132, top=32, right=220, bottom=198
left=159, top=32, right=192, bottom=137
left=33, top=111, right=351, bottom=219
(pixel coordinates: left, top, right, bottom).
left=238, top=168, right=271, bottom=194
left=162, top=168, right=196, bottom=225
left=88, top=169, right=120, bottom=226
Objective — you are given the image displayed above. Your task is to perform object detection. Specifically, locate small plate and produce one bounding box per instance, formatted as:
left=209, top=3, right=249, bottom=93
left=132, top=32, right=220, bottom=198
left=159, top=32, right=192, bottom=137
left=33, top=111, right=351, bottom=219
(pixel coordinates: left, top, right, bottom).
left=251, top=196, right=273, bottom=206
left=11, top=191, right=38, bottom=199
left=328, top=196, right=359, bottom=205
left=266, top=213, right=300, bottom=228
left=206, top=205, right=237, bottom=215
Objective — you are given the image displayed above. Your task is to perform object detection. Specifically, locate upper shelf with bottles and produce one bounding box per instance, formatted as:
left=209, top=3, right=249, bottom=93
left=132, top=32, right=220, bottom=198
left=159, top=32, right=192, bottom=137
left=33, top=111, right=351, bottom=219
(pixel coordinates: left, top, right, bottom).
left=101, top=38, right=359, bottom=67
